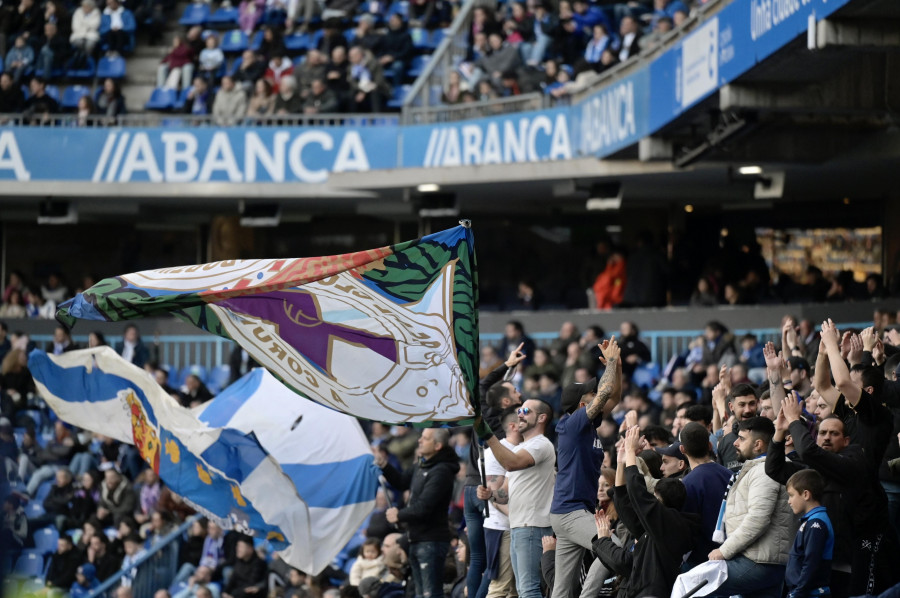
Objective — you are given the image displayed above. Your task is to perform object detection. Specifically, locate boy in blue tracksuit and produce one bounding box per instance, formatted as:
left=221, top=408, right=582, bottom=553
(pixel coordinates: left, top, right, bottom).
left=785, top=469, right=835, bottom=598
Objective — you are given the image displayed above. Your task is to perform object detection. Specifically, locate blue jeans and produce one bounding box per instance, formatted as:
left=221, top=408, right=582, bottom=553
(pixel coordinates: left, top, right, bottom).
left=464, top=486, right=488, bottom=598
left=409, top=541, right=449, bottom=598
left=510, top=526, right=553, bottom=598
left=709, top=555, right=785, bottom=598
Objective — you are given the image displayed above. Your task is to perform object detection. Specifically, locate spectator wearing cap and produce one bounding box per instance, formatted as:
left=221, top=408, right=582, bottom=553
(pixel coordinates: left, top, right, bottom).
left=46, top=533, right=83, bottom=591
left=547, top=338, right=621, bottom=598
left=656, top=441, right=688, bottom=479
left=71, top=563, right=100, bottom=598
left=680, top=422, right=732, bottom=567
left=784, top=357, right=812, bottom=399
left=97, top=463, right=137, bottom=526
left=223, top=536, right=267, bottom=598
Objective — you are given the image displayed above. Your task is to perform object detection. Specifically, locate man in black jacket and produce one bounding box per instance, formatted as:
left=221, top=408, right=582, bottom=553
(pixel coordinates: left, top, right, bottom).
left=379, top=429, right=460, bottom=598
left=223, top=536, right=266, bottom=598
left=767, top=395, right=898, bottom=596
left=45, top=533, right=82, bottom=591
left=592, top=425, right=701, bottom=598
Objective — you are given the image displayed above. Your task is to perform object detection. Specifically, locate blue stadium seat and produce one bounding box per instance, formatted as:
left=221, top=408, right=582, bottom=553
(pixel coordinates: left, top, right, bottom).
left=181, top=364, right=208, bottom=385
left=342, top=557, right=356, bottom=575
left=284, top=32, right=310, bottom=53
left=387, top=84, right=411, bottom=109
left=249, top=30, right=264, bottom=51
left=221, top=30, right=248, bottom=53
left=145, top=87, right=176, bottom=111
left=207, top=7, right=238, bottom=27
left=34, top=479, right=53, bottom=502
left=97, top=55, right=126, bottom=79
left=33, top=527, right=60, bottom=555
left=24, top=500, right=45, bottom=519
left=429, top=28, right=446, bottom=48
left=173, top=87, right=191, bottom=111
left=179, top=3, right=210, bottom=26
left=407, top=55, right=429, bottom=78
left=34, top=65, right=64, bottom=80
left=409, top=27, right=428, bottom=50
left=631, top=362, right=661, bottom=389
left=61, top=85, right=92, bottom=110
left=206, top=364, right=231, bottom=393
left=66, top=56, right=97, bottom=79
left=387, top=1, right=407, bottom=17
left=13, top=552, right=44, bottom=578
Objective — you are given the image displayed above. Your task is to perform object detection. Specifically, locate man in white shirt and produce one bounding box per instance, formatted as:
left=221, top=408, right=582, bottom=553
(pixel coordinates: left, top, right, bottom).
left=478, top=399, right=556, bottom=598
left=480, top=407, right=521, bottom=598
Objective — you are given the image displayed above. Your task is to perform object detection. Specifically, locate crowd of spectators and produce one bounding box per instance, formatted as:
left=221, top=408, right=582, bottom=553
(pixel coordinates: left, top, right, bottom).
left=4, top=305, right=900, bottom=598
left=442, top=0, right=699, bottom=105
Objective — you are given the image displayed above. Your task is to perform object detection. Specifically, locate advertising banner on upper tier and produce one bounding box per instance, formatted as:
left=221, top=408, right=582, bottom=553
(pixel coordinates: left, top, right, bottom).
left=0, top=126, right=397, bottom=183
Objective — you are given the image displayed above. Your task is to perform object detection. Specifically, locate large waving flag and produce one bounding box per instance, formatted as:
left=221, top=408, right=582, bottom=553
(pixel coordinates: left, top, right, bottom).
left=195, top=367, right=379, bottom=570
left=58, top=225, right=479, bottom=425
left=28, top=347, right=378, bottom=574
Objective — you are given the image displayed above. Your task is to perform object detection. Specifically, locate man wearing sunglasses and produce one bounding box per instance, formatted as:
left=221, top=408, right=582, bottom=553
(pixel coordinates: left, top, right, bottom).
left=476, top=398, right=556, bottom=598
left=549, top=337, right=622, bottom=598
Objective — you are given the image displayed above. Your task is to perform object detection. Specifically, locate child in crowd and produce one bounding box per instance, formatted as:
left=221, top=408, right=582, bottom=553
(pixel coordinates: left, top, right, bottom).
left=349, top=538, right=385, bottom=587
left=785, top=469, right=834, bottom=598
left=70, top=563, right=100, bottom=598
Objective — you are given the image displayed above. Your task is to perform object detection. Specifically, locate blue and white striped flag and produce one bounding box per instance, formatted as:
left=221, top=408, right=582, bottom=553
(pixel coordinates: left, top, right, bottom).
left=28, top=347, right=378, bottom=574
left=195, top=367, right=381, bottom=570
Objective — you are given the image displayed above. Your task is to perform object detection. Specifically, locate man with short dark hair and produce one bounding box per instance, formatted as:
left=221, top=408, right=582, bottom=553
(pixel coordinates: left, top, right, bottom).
left=715, top=382, right=759, bottom=472
left=477, top=399, right=556, bottom=598
left=680, top=422, right=732, bottom=567
left=549, top=338, right=621, bottom=598
left=707, top=416, right=796, bottom=598
left=379, top=428, right=460, bottom=598
left=45, top=534, right=81, bottom=590
left=222, top=536, right=266, bottom=598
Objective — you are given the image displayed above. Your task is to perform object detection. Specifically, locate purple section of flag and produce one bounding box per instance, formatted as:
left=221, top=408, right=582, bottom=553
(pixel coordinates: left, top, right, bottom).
left=219, top=290, right=398, bottom=374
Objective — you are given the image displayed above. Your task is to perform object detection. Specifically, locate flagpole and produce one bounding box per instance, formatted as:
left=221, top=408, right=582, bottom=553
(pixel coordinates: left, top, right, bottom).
left=478, top=444, right=490, bottom=519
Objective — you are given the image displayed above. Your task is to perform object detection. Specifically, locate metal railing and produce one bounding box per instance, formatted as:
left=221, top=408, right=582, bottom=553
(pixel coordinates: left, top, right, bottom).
left=88, top=515, right=198, bottom=598
left=481, top=321, right=872, bottom=371
left=402, top=0, right=476, bottom=110
left=0, top=113, right=400, bottom=128
left=403, top=92, right=545, bottom=124
left=30, top=334, right=235, bottom=371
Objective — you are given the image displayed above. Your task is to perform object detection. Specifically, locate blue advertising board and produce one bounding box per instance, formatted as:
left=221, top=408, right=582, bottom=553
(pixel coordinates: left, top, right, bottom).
left=0, top=0, right=860, bottom=183
left=0, top=127, right=397, bottom=183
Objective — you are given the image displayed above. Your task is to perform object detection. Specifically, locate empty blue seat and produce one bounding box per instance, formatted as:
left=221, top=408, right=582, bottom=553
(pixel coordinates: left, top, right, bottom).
left=220, top=29, right=248, bottom=53
left=179, top=3, right=210, bottom=26
left=410, top=27, right=429, bottom=50
left=284, top=32, right=310, bottom=52
left=33, top=527, right=59, bottom=555
left=34, top=479, right=53, bottom=501
left=631, top=361, right=661, bottom=389
left=387, top=84, right=411, bottom=109
left=13, top=552, right=44, bottom=578
left=61, top=85, right=91, bottom=110
left=248, top=30, right=264, bottom=51
left=207, top=6, right=238, bottom=26
left=145, top=87, right=176, bottom=110
left=206, top=364, right=231, bottom=393
left=408, top=54, right=429, bottom=77
left=66, top=56, right=97, bottom=79
left=24, top=500, right=45, bottom=519
left=430, top=28, right=446, bottom=48
left=97, top=55, right=126, bottom=79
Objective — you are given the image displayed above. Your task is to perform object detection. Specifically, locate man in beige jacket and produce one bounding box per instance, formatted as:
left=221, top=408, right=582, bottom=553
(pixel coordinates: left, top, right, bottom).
left=707, top=416, right=797, bottom=598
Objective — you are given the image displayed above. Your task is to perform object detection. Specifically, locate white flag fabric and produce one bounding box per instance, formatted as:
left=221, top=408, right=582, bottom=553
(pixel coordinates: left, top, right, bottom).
left=28, top=347, right=377, bottom=574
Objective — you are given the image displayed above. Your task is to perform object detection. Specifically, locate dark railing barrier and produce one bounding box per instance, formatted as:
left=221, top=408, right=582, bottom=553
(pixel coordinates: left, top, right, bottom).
left=88, top=515, right=199, bottom=598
